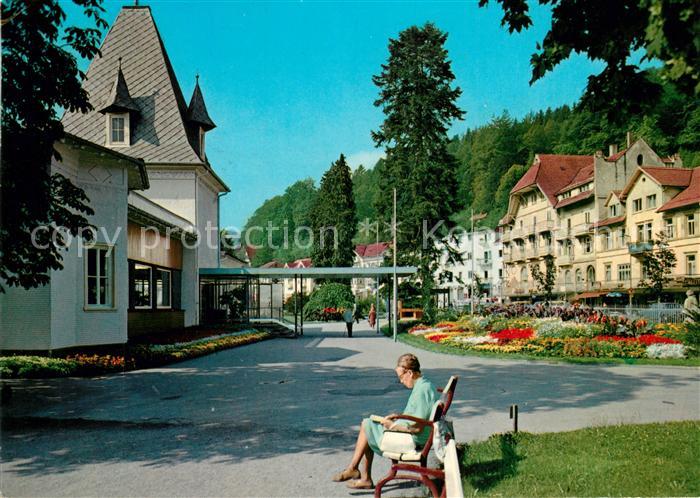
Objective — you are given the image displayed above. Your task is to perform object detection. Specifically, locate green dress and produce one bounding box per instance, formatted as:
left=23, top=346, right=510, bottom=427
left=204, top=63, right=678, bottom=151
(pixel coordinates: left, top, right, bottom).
left=363, top=376, right=439, bottom=454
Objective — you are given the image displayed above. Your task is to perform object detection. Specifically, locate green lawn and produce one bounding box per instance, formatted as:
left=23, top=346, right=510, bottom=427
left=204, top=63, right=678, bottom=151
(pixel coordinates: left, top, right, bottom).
left=396, top=332, right=700, bottom=367
left=460, top=421, right=700, bottom=497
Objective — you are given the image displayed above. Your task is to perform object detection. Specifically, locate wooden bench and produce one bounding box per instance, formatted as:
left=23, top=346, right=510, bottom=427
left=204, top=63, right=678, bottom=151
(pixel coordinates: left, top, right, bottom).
left=399, top=307, right=424, bottom=320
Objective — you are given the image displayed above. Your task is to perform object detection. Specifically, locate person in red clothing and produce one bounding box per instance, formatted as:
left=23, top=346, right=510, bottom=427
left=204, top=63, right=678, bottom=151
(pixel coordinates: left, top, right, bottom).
left=368, top=303, right=377, bottom=329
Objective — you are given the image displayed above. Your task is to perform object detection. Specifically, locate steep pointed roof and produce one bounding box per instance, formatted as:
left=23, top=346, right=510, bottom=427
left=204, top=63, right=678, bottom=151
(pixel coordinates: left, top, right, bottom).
left=98, top=60, right=139, bottom=114
left=62, top=6, right=203, bottom=165
left=187, top=78, right=216, bottom=131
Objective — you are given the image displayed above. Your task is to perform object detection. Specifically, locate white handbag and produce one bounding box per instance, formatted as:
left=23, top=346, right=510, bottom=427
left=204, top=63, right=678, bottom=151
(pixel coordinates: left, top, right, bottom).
left=379, top=429, right=416, bottom=454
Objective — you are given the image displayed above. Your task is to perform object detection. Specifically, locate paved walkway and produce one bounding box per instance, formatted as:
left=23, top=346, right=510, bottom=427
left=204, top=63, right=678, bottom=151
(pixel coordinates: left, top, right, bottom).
left=2, top=320, right=699, bottom=497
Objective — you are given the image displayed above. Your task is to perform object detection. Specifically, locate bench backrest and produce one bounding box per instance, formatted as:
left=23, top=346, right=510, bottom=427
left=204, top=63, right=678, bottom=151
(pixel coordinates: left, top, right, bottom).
left=444, top=439, right=464, bottom=498
left=439, top=375, right=458, bottom=415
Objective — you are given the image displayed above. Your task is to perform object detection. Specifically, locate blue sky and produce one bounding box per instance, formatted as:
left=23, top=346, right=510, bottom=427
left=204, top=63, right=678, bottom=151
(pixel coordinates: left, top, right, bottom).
left=65, top=0, right=604, bottom=230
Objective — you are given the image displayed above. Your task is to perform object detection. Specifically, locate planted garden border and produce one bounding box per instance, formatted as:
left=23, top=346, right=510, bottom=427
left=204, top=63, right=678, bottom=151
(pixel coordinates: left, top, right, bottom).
left=0, top=330, right=271, bottom=379
left=384, top=313, right=699, bottom=367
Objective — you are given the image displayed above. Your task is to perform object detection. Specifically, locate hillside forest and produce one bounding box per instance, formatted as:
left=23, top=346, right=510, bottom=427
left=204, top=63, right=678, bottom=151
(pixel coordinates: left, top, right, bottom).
left=241, top=74, right=700, bottom=267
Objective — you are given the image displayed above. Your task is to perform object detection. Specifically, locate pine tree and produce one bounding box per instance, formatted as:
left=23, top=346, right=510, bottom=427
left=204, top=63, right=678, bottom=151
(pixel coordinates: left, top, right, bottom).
left=372, top=23, right=464, bottom=322
left=310, top=154, right=357, bottom=268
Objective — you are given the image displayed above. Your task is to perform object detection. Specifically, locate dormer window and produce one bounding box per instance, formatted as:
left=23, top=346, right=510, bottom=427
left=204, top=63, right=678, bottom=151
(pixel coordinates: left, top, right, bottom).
left=107, top=113, right=129, bottom=146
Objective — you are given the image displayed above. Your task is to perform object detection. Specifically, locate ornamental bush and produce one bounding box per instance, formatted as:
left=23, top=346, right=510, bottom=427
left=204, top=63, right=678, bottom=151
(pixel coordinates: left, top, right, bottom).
left=0, top=356, right=77, bottom=378
left=303, top=282, right=355, bottom=320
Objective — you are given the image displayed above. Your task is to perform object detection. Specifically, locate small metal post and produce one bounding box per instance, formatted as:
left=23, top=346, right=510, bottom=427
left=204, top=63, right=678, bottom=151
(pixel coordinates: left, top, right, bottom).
left=509, top=404, right=519, bottom=433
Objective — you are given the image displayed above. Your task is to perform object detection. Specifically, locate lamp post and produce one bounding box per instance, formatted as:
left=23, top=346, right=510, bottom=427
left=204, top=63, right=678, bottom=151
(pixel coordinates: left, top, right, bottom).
left=392, top=188, right=398, bottom=342
left=624, top=234, right=634, bottom=307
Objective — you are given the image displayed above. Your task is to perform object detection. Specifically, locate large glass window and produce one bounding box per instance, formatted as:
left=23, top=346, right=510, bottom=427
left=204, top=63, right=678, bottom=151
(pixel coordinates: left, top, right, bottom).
left=633, top=199, right=642, bottom=212
left=687, top=214, right=696, bottom=236
left=134, top=264, right=152, bottom=309
left=86, top=247, right=113, bottom=308
left=605, top=264, right=612, bottom=282
left=156, top=269, right=172, bottom=308
left=688, top=254, right=697, bottom=275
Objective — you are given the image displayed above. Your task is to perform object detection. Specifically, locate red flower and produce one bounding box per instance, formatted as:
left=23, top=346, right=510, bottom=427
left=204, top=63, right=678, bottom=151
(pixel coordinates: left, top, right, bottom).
left=490, top=328, right=534, bottom=344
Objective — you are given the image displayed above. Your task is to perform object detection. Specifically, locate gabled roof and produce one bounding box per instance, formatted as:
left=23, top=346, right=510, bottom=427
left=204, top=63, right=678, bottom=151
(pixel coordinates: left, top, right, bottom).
left=285, top=258, right=313, bottom=269
left=511, top=154, right=594, bottom=206
left=187, top=78, right=216, bottom=131
left=555, top=189, right=593, bottom=209
left=556, top=162, right=594, bottom=194
left=62, top=6, right=204, bottom=165
left=592, top=215, right=625, bottom=228
left=355, top=242, right=390, bottom=258
left=621, top=166, right=693, bottom=199
left=260, top=260, right=283, bottom=268
left=658, top=168, right=700, bottom=212
left=642, top=166, right=693, bottom=187
left=606, top=147, right=628, bottom=162
left=98, top=62, right=139, bottom=114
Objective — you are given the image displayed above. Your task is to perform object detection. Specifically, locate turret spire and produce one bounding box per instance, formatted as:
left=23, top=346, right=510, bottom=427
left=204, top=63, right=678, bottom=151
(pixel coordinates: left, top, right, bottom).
left=186, top=76, right=215, bottom=131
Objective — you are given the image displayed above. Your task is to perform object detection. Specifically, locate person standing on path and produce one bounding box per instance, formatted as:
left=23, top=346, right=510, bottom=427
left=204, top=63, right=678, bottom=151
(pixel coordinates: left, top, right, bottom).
left=368, top=303, right=377, bottom=330
left=343, top=306, right=354, bottom=337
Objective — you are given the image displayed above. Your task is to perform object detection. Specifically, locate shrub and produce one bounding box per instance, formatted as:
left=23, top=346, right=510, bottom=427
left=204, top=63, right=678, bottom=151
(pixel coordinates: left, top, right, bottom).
left=303, top=283, right=355, bottom=320
left=0, top=356, right=77, bottom=378
left=381, top=320, right=419, bottom=337
left=433, top=308, right=461, bottom=323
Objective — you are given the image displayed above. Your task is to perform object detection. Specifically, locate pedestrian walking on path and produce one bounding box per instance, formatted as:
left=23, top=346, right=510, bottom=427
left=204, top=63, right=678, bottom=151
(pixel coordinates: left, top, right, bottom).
left=368, top=303, right=377, bottom=330
left=343, top=306, right=354, bottom=337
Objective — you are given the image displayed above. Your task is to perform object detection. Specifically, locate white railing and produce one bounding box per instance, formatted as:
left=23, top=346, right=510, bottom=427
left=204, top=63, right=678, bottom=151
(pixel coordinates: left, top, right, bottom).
left=593, top=304, right=685, bottom=324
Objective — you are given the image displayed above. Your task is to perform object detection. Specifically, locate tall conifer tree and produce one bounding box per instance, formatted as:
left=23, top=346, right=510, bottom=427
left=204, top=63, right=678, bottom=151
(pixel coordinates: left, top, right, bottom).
left=310, top=154, right=357, bottom=268
left=372, top=23, right=464, bottom=321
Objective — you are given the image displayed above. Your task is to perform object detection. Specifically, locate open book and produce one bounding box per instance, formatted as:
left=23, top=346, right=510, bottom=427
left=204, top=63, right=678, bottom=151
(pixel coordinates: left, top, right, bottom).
left=370, top=414, right=388, bottom=424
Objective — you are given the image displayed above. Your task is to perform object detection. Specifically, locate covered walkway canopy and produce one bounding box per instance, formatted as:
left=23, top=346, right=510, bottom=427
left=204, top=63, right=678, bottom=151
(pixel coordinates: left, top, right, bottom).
left=199, top=266, right=417, bottom=335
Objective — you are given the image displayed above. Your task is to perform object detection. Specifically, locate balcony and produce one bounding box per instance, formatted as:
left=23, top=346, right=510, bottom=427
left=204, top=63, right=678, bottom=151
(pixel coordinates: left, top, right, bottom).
left=477, top=258, right=493, bottom=268
left=555, top=227, right=572, bottom=240
left=573, top=223, right=592, bottom=237
left=525, top=247, right=539, bottom=259
left=557, top=253, right=574, bottom=266
left=628, top=241, right=653, bottom=255
left=512, top=249, right=526, bottom=262
left=538, top=245, right=554, bottom=257
left=501, top=230, right=511, bottom=243
left=537, top=220, right=556, bottom=233
left=510, top=228, right=524, bottom=240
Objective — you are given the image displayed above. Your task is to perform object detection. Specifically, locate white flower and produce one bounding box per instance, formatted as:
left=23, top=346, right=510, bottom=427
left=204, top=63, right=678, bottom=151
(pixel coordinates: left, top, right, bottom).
left=451, top=335, right=497, bottom=345
left=646, top=344, right=686, bottom=359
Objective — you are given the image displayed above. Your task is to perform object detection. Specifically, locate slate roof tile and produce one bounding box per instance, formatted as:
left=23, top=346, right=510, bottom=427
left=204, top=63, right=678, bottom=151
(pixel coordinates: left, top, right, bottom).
left=62, top=6, right=204, bottom=165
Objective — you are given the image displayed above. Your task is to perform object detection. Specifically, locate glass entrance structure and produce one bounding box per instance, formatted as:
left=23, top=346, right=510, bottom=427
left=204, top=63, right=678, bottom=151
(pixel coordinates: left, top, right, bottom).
left=199, top=266, right=417, bottom=335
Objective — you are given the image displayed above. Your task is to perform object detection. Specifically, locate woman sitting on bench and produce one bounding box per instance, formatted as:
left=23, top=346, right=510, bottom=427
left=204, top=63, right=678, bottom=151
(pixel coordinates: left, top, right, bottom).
left=331, top=353, right=438, bottom=490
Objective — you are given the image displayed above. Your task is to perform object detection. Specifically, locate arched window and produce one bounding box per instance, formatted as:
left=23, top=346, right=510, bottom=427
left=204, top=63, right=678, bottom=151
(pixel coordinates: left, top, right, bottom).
left=586, top=265, right=596, bottom=283
left=575, top=269, right=583, bottom=284
left=521, top=266, right=528, bottom=282
left=565, top=270, right=572, bottom=284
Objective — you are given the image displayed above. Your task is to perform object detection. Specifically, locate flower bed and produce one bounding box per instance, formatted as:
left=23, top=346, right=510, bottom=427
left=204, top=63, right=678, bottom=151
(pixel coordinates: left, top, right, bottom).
left=0, top=330, right=270, bottom=379
left=408, top=316, right=695, bottom=361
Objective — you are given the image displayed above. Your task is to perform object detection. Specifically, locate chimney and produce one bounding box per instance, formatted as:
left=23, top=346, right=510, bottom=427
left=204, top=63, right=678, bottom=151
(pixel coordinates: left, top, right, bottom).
left=608, top=144, right=618, bottom=157
left=626, top=131, right=632, bottom=148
